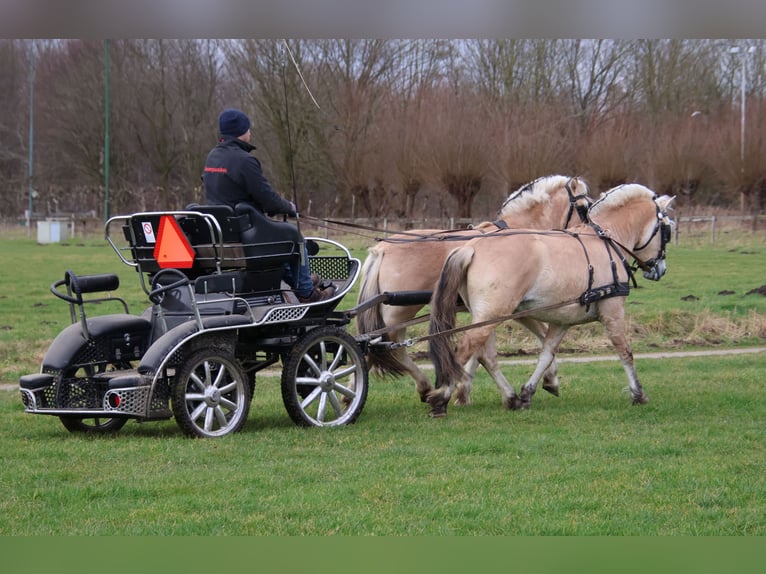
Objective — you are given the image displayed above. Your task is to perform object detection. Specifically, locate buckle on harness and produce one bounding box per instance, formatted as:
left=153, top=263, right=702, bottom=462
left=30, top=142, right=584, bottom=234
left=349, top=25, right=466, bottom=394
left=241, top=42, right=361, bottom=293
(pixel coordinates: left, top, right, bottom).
left=579, top=282, right=630, bottom=306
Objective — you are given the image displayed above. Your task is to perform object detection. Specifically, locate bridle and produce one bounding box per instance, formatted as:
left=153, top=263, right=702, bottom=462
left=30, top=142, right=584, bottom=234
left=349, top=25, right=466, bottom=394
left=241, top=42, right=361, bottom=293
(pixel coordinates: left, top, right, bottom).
left=600, top=196, right=673, bottom=281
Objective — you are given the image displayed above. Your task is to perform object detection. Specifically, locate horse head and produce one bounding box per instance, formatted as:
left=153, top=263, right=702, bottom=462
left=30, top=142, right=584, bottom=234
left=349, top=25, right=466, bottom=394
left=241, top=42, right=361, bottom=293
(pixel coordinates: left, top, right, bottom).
left=588, top=185, right=675, bottom=281
left=499, top=175, right=591, bottom=229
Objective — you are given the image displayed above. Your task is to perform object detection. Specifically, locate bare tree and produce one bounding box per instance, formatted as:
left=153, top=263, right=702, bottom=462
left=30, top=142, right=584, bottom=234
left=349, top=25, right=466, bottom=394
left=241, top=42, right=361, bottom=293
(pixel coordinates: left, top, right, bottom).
left=308, top=39, right=408, bottom=217
left=422, top=86, right=491, bottom=219
left=0, top=40, right=29, bottom=217
left=224, top=39, right=333, bottom=213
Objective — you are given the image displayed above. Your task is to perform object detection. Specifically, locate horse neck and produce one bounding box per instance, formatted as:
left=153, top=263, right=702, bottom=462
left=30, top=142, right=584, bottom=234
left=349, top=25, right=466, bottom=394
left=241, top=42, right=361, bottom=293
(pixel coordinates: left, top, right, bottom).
left=590, top=205, right=652, bottom=247
left=499, top=199, right=568, bottom=229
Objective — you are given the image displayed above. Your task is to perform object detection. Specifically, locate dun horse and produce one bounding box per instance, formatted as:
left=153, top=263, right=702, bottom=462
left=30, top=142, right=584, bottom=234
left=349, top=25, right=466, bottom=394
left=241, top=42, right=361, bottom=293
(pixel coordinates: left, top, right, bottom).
left=357, top=175, right=591, bottom=402
left=427, top=184, right=674, bottom=417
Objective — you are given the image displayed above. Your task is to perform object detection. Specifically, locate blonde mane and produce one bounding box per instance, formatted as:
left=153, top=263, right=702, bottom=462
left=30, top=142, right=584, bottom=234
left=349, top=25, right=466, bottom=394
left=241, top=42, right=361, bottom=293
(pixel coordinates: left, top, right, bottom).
left=500, top=175, right=576, bottom=216
left=588, top=184, right=656, bottom=218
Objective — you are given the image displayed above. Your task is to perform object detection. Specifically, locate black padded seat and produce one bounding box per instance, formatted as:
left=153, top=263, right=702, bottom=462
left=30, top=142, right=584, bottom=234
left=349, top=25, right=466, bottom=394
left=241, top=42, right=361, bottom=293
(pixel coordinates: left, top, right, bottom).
left=234, top=203, right=302, bottom=291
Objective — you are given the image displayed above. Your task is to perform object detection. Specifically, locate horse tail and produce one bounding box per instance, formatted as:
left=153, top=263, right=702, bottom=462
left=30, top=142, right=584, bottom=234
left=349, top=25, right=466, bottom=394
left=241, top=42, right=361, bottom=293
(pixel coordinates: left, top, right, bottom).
left=429, top=245, right=474, bottom=388
left=356, top=246, right=385, bottom=336
left=356, top=246, right=408, bottom=377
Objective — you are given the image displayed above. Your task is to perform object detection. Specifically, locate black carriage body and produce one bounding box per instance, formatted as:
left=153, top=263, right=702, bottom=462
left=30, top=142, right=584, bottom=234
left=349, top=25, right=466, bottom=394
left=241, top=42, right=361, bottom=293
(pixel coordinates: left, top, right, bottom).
left=19, top=206, right=365, bottom=436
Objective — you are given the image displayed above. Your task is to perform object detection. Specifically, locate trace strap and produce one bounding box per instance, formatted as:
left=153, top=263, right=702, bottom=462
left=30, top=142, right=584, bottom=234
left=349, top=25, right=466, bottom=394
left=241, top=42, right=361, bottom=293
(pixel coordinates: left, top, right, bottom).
left=372, top=296, right=584, bottom=350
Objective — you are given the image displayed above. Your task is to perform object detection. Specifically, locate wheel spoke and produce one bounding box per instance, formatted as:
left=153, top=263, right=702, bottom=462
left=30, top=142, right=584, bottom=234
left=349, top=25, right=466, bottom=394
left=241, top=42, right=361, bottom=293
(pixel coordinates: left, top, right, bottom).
left=219, top=397, right=237, bottom=411
left=328, top=347, right=345, bottom=371
left=316, top=392, right=328, bottom=422
left=218, top=380, right=238, bottom=394
left=300, top=386, right=323, bottom=410
left=302, top=355, right=322, bottom=377
left=204, top=407, right=215, bottom=431
left=332, top=381, right=357, bottom=400
left=190, top=401, right=207, bottom=422
left=327, top=391, right=344, bottom=416
left=189, top=372, right=206, bottom=392
left=332, top=364, right=358, bottom=381
left=296, top=376, right=320, bottom=386
left=213, top=364, right=227, bottom=388
left=213, top=405, right=228, bottom=427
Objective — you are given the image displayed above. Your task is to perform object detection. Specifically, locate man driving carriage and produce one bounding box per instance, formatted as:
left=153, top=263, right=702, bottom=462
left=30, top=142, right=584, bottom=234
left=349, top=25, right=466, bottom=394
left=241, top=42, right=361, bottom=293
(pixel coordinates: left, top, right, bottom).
left=203, top=108, right=335, bottom=303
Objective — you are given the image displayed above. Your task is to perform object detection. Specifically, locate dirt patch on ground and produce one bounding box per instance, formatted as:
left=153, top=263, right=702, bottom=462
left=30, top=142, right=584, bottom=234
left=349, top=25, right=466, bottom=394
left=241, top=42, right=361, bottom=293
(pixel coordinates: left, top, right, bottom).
left=746, top=285, right=766, bottom=296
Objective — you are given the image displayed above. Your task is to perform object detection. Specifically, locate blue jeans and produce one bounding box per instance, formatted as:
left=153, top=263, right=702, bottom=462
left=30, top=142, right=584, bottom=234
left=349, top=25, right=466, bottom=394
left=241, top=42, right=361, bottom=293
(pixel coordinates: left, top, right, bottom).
left=283, top=244, right=314, bottom=297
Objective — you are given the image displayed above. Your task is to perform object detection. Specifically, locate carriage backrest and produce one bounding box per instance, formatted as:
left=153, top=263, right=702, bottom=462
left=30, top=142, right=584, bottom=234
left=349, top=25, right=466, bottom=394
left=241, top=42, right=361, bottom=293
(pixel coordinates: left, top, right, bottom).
left=233, top=203, right=302, bottom=276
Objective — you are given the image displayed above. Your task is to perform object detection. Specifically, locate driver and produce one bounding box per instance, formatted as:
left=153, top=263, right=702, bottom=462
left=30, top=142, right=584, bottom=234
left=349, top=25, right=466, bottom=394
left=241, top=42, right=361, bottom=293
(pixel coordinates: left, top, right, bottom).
left=203, top=108, right=335, bottom=303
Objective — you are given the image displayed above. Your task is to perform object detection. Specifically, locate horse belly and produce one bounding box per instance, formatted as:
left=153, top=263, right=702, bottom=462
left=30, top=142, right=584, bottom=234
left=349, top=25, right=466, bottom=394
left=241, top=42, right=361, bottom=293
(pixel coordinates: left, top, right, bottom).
left=377, top=233, right=472, bottom=294
left=471, top=237, right=596, bottom=326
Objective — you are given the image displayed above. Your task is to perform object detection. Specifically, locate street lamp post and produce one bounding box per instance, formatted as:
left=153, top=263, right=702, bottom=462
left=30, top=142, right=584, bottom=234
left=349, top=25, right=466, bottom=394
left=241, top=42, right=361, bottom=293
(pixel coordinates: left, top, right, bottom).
left=730, top=45, right=755, bottom=212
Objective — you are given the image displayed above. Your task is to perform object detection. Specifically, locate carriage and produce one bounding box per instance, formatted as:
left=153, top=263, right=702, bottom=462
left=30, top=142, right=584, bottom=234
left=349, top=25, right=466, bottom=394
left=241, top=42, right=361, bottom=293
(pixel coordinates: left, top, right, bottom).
left=18, top=179, right=674, bottom=436
left=18, top=203, right=409, bottom=438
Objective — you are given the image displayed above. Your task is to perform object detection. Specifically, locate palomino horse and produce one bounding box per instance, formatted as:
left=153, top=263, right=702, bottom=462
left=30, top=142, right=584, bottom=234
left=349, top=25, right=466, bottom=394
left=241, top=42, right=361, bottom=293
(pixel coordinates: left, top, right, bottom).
left=357, top=175, right=591, bottom=402
left=427, top=183, right=674, bottom=417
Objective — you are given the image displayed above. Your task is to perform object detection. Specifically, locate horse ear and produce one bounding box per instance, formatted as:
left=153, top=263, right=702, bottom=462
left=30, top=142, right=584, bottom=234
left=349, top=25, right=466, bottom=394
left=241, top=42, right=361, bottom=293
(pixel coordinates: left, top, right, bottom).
left=573, top=176, right=590, bottom=197
left=657, top=195, right=676, bottom=212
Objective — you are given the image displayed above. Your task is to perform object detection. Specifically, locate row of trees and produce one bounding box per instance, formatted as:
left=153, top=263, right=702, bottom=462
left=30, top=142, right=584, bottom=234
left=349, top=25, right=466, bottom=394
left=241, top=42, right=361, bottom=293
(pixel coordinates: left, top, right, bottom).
left=1, top=38, right=765, bottom=224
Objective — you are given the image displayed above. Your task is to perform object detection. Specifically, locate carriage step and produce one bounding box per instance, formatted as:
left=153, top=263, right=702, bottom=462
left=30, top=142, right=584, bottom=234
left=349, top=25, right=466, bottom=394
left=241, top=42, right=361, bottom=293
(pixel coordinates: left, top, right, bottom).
left=90, top=369, right=146, bottom=389
left=19, top=373, right=55, bottom=391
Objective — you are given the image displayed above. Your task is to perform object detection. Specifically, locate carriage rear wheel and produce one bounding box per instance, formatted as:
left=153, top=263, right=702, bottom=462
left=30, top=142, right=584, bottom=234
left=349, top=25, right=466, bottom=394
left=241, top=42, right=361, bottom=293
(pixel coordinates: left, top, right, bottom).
left=281, top=326, right=368, bottom=427
left=59, top=415, right=128, bottom=433
left=57, top=361, right=132, bottom=434
left=171, top=349, right=251, bottom=438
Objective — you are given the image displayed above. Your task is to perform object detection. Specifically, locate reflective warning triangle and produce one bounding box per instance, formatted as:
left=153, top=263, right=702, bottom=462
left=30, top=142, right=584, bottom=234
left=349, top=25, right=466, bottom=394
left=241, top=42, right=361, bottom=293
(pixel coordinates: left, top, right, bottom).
left=153, top=215, right=195, bottom=268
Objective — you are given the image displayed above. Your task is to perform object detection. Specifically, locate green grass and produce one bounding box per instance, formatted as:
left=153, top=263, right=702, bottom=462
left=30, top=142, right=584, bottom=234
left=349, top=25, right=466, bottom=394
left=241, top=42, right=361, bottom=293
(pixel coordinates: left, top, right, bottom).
left=0, top=232, right=765, bottom=535
left=1, top=353, right=764, bottom=535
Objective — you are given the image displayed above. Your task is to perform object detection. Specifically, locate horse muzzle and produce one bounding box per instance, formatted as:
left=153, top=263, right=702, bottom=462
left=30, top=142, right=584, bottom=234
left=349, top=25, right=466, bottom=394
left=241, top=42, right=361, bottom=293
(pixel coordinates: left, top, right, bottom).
left=642, top=258, right=666, bottom=281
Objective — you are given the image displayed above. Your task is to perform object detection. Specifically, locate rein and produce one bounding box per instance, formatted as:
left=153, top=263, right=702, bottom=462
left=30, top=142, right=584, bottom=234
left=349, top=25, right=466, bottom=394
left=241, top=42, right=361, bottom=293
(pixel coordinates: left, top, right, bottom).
left=361, top=296, right=584, bottom=349
left=299, top=214, right=458, bottom=240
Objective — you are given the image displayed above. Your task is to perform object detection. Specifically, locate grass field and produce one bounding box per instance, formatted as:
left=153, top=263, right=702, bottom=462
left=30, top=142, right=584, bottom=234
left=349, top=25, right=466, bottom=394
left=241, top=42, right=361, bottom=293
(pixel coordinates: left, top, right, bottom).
left=0, top=231, right=764, bottom=535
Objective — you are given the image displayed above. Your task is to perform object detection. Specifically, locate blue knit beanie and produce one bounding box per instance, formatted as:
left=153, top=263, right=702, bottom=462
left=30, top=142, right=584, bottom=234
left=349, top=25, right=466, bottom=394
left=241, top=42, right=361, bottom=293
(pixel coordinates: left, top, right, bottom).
left=218, top=108, right=251, bottom=137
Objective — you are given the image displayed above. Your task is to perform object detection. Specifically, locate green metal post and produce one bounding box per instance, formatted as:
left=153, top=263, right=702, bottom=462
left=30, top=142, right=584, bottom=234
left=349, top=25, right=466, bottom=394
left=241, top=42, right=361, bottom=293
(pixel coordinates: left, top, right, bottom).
left=28, top=41, right=35, bottom=231
left=104, top=39, right=110, bottom=222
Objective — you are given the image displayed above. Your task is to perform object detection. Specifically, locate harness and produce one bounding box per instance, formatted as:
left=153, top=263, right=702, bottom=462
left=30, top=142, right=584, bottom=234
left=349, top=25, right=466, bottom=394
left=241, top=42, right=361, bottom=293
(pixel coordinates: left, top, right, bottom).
left=564, top=224, right=634, bottom=312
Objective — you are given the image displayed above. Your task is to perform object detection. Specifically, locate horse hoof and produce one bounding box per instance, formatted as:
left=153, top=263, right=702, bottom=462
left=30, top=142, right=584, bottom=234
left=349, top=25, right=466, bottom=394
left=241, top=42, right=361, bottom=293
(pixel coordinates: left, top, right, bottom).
left=632, top=394, right=649, bottom=405
left=507, top=396, right=528, bottom=411
left=429, top=408, right=447, bottom=418
left=542, top=383, right=559, bottom=397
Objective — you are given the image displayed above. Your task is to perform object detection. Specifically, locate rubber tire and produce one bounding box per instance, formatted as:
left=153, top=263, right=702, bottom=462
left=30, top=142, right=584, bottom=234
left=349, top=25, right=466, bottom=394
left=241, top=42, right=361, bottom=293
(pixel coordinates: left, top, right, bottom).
left=281, top=326, right=368, bottom=427
left=171, top=349, right=251, bottom=438
left=59, top=415, right=128, bottom=433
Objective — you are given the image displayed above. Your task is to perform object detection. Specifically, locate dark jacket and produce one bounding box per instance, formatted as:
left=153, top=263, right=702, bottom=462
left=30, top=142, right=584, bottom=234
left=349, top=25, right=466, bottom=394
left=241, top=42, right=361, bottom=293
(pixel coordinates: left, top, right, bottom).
left=203, top=137, right=296, bottom=216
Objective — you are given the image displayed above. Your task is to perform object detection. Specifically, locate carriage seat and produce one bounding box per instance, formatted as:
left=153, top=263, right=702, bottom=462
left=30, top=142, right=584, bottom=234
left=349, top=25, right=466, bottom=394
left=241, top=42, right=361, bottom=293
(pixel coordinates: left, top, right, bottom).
left=233, top=203, right=302, bottom=287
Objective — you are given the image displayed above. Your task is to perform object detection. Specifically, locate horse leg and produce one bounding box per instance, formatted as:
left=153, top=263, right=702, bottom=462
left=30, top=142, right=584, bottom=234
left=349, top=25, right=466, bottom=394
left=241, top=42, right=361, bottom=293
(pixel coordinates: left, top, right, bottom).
left=598, top=299, right=649, bottom=405
left=515, top=325, right=569, bottom=410
left=427, top=324, right=496, bottom=417
left=393, top=344, right=434, bottom=402
left=468, top=330, right=519, bottom=408
left=516, top=317, right=560, bottom=396
left=454, top=353, right=479, bottom=405
left=380, top=306, right=434, bottom=402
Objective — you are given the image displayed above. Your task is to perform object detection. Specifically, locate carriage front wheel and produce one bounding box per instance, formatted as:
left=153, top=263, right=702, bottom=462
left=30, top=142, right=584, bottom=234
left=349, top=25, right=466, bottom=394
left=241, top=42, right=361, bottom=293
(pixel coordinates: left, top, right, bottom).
left=281, top=326, right=368, bottom=427
left=171, top=349, right=252, bottom=438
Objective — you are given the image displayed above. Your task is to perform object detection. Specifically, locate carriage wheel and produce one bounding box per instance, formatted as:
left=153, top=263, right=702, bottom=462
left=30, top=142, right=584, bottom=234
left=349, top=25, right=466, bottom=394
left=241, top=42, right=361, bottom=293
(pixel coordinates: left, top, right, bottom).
left=59, top=415, right=128, bottom=433
left=281, top=326, right=368, bottom=427
left=171, top=349, right=251, bottom=438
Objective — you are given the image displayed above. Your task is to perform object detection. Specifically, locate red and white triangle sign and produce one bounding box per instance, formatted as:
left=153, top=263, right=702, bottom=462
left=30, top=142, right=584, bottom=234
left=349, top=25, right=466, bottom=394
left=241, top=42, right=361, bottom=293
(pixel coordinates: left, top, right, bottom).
left=153, top=215, right=195, bottom=268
